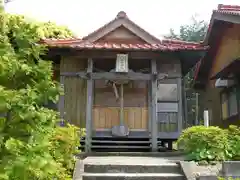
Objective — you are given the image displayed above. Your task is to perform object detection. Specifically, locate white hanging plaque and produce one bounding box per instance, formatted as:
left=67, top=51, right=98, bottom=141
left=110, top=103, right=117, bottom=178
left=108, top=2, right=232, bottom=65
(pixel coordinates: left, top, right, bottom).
left=116, top=54, right=128, bottom=73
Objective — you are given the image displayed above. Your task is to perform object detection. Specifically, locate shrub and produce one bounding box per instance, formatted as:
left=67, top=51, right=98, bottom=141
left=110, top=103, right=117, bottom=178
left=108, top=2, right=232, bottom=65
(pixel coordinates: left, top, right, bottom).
left=218, top=177, right=240, bottom=180
left=226, top=125, right=240, bottom=160
left=177, top=126, right=229, bottom=161
left=50, top=123, right=85, bottom=176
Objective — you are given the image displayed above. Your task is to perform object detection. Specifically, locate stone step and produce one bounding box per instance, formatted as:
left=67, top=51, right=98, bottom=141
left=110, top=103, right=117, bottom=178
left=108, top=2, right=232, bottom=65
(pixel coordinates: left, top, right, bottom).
left=77, top=151, right=185, bottom=158
left=82, top=173, right=185, bottom=180
left=84, top=163, right=181, bottom=173
left=91, top=140, right=151, bottom=144
left=92, top=145, right=150, bottom=149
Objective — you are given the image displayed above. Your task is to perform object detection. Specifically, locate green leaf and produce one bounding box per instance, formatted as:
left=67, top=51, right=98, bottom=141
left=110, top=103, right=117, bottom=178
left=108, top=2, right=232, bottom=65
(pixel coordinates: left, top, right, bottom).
left=207, top=154, right=214, bottom=160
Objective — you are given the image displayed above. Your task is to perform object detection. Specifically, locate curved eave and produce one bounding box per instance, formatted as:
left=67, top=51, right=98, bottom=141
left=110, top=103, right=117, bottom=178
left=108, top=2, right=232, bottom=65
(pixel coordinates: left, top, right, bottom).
left=44, top=44, right=208, bottom=53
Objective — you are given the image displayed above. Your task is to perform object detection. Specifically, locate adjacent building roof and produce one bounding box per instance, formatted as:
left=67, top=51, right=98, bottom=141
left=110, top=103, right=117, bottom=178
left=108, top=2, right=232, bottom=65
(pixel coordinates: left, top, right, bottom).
left=194, top=4, right=240, bottom=88
left=210, top=58, right=240, bottom=80
left=41, top=11, right=207, bottom=52
left=215, top=4, right=240, bottom=16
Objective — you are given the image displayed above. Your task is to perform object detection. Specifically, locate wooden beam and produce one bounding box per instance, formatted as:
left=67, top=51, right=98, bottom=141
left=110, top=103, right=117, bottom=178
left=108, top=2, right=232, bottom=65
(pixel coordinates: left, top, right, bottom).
left=85, top=58, right=93, bottom=152
left=61, top=72, right=86, bottom=78
left=151, top=59, right=158, bottom=152
left=60, top=71, right=179, bottom=80
left=48, top=49, right=169, bottom=60
left=92, top=72, right=151, bottom=80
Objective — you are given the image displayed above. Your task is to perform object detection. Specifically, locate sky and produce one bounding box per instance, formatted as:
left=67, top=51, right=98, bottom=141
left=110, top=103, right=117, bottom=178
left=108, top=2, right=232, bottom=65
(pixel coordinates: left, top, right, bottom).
left=5, top=0, right=240, bottom=38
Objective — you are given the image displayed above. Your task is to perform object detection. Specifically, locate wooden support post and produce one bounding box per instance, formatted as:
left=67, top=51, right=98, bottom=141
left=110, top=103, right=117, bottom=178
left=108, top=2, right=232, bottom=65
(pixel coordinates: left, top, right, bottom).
left=120, top=84, right=124, bottom=126
left=59, top=75, right=65, bottom=126
left=85, top=58, right=93, bottom=152
left=148, top=81, right=152, bottom=132
left=151, top=59, right=158, bottom=152
left=183, top=80, right=188, bottom=128
left=177, top=77, right=183, bottom=133
left=195, top=93, right=199, bottom=125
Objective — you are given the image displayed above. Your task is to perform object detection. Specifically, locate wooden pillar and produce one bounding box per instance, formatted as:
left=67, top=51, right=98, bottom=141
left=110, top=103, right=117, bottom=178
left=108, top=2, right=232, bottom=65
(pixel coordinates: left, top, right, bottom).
left=85, top=58, right=93, bottom=152
left=151, top=59, right=158, bottom=152
left=120, top=84, right=124, bottom=126
left=183, top=79, right=188, bottom=128
left=148, top=81, right=152, bottom=132
left=59, top=75, right=65, bottom=126
left=177, top=77, right=183, bottom=133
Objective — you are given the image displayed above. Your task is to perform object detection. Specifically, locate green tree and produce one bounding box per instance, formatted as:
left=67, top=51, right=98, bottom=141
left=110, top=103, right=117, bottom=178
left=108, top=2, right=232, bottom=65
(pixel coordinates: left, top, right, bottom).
left=0, top=5, right=77, bottom=180
left=166, top=16, right=208, bottom=42
left=36, top=21, right=74, bottom=39
left=165, top=16, right=208, bottom=127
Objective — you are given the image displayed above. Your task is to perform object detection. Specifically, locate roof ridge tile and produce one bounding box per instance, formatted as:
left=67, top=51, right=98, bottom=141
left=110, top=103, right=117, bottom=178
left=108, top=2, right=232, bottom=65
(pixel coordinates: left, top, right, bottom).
left=218, top=4, right=240, bottom=11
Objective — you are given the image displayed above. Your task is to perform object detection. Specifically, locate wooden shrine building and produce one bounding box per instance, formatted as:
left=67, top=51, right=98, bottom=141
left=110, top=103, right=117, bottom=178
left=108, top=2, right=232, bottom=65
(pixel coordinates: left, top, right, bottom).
left=42, top=11, right=207, bottom=152
left=194, top=4, right=240, bottom=128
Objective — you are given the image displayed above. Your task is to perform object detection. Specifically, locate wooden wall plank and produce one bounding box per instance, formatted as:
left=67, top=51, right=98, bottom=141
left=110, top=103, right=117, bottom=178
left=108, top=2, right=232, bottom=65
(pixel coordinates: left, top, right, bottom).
left=92, top=107, right=148, bottom=130
left=60, top=56, right=87, bottom=127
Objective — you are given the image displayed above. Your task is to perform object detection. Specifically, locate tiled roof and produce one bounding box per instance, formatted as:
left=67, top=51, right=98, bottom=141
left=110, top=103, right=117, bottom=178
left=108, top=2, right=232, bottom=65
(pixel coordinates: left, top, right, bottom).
left=41, top=38, right=207, bottom=51
left=215, top=4, right=240, bottom=16
left=41, top=10, right=208, bottom=52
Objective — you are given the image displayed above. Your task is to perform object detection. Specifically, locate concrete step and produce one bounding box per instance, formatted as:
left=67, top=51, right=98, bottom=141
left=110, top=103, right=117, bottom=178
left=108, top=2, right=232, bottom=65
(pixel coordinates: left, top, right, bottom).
left=82, top=173, right=185, bottom=180
left=84, top=163, right=181, bottom=173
